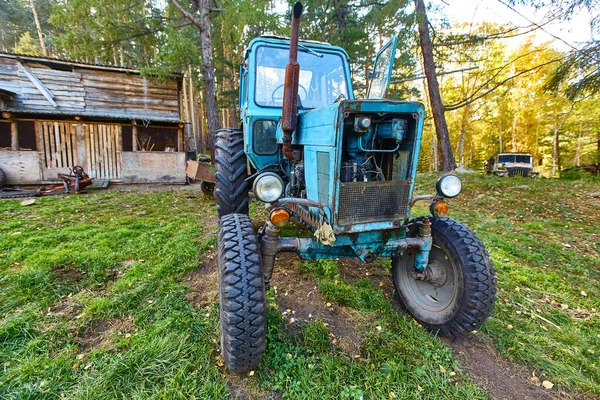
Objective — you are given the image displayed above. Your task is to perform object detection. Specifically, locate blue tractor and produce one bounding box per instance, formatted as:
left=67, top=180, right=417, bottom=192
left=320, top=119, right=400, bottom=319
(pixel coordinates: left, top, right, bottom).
left=214, top=2, right=496, bottom=371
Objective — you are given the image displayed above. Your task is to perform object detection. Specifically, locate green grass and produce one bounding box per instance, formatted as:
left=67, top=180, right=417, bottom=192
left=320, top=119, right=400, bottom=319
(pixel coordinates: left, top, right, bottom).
left=413, top=174, right=600, bottom=395
left=0, top=174, right=598, bottom=398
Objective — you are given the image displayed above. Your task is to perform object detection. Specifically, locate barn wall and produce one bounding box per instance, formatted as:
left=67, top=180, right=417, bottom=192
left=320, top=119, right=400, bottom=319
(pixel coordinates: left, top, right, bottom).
left=121, top=152, right=186, bottom=183
left=0, top=57, right=181, bottom=122
left=0, top=150, right=42, bottom=184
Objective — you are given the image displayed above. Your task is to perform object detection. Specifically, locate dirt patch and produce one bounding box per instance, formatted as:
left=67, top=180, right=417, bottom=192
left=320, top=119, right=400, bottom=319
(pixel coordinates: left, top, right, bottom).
left=225, top=373, right=282, bottom=400
left=185, top=251, right=218, bottom=310
left=444, top=333, right=563, bottom=400
left=271, top=254, right=365, bottom=355
left=336, top=258, right=397, bottom=300
left=53, top=264, right=84, bottom=282
left=77, top=315, right=135, bottom=352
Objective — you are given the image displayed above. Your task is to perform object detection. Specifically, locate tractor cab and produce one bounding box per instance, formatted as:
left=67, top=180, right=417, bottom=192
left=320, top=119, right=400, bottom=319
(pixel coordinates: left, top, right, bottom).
left=239, top=36, right=354, bottom=169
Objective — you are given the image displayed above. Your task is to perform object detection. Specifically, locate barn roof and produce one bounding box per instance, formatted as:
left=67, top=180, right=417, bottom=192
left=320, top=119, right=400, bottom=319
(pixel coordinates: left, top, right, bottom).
left=0, top=52, right=183, bottom=77
left=0, top=53, right=183, bottom=123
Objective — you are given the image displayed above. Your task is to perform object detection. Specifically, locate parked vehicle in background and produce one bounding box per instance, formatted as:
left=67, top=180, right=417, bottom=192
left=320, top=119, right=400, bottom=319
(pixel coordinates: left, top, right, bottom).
left=484, top=153, right=539, bottom=177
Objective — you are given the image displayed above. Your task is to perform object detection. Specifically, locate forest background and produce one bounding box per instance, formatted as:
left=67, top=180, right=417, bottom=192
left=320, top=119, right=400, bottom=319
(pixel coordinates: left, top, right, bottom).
left=2, top=0, right=598, bottom=175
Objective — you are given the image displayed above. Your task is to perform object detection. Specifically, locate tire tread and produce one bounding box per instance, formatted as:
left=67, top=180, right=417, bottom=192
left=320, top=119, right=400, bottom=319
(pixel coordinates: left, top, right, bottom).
left=218, top=213, right=266, bottom=371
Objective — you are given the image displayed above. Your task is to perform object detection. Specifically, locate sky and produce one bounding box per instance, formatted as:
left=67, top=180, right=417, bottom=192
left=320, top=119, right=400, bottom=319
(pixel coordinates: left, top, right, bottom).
left=430, top=0, right=595, bottom=51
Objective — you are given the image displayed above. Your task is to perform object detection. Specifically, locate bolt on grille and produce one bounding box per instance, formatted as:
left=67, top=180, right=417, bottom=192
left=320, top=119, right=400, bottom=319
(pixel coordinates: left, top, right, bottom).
left=337, top=180, right=411, bottom=225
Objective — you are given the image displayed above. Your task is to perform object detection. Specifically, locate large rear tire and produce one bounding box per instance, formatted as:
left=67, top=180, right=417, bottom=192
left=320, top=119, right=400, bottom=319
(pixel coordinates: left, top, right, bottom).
left=218, top=213, right=266, bottom=371
left=214, top=129, right=249, bottom=217
left=392, top=217, right=496, bottom=336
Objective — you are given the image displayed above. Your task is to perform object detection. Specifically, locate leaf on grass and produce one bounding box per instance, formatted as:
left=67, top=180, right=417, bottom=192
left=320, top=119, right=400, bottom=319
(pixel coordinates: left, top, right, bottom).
left=507, top=324, right=514, bottom=330
left=542, top=380, right=554, bottom=389
left=248, top=370, right=255, bottom=377
left=417, top=385, right=423, bottom=392
left=439, top=365, right=446, bottom=373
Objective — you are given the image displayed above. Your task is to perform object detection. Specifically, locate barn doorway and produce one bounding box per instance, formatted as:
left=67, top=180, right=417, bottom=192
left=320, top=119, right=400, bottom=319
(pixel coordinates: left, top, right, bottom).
left=82, top=123, right=122, bottom=180
left=38, top=121, right=122, bottom=181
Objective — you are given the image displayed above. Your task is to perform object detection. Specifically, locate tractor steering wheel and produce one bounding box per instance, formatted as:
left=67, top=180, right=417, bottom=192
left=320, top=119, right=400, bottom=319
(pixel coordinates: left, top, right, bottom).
left=271, top=84, right=308, bottom=105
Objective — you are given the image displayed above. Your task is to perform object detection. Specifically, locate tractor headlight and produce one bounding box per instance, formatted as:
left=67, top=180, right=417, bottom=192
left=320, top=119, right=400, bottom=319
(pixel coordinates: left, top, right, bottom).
left=253, top=172, right=284, bottom=203
left=436, top=174, right=462, bottom=198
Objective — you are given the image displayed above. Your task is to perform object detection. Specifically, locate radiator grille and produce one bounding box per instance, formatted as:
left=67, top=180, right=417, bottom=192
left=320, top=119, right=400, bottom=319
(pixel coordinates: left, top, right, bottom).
left=507, top=167, right=531, bottom=177
left=337, top=180, right=411, bottom=225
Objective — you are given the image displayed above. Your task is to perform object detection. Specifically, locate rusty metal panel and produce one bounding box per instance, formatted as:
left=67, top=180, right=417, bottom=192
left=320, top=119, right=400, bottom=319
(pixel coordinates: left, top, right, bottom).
left=186, top=160, right=216, bottom=182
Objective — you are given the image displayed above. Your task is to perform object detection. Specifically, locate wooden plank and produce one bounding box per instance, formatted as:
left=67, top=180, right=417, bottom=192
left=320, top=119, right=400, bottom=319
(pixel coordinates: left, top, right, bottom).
left=18, top=62, right=58, bottom=108
left=107, top=124, right=114, bottom=178
left=103, top=124, right=108, bottom=177
left=51, top=122, right=59, bottom=168
left=116, top=125, right=122, bottom=179
left=84, top=124, right=92, bottom=175
left=111, top=125, right=117, bottom=178
left=69, top=123, right=76, bottom=167
left=64, top=123, right=72, bottom=167
left=89, top=124, right=96, bottom=178
left=10, top=121, right=18, bottom=151
left=99, top=124, right=105, bottom=179
left=47, top=122, right=55, bottom=168
left=41, top=122, right=50, bottom=169
left=105, top=125, right=110, bottom=179
left=60, top=122, right=67, bottom=168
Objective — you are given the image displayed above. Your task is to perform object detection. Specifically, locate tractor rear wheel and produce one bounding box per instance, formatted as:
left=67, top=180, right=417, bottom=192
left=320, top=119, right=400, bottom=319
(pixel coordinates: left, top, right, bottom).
left=214, top=128, right=249, bottom=217
left=200, top=181, right=215, bottom=195
left=218, top=213, right=266, bottom=372
left=392, top=217, right=496, bottom=336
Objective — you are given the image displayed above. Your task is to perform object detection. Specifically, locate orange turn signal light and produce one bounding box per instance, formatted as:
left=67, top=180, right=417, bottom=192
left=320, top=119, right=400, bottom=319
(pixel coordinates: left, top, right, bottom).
left=270, top=208, right=290, bottom=226
left=431, top=200, right=449, bottom=218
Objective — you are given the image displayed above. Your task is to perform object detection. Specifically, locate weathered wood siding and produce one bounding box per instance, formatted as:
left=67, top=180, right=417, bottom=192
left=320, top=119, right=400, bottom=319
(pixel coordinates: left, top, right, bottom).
left=0, top=57, right=181, bottom=122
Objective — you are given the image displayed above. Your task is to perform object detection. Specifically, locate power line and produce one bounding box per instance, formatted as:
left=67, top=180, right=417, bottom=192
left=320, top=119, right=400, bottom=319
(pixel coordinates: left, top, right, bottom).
left=495, top=0, right=582, bottom=53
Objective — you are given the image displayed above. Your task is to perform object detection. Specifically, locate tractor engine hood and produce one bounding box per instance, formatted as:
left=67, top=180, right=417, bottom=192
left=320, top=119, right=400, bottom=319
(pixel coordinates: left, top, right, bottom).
left=275, top=99, right=425, bottom=235
left=275, top=99, right=424, bottom=148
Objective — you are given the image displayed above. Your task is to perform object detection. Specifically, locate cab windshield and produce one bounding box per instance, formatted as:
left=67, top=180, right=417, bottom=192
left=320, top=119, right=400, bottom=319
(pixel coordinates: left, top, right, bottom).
left=254, top=45, right=349, bottom=109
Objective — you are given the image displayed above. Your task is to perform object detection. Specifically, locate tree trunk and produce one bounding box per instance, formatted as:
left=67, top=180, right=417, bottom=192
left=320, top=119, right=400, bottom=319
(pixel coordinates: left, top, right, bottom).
left=597, top=129, right=600, bottom=164
left=29, top=0, right=47, bottom=56
left=414, top=0, right=456, bottom=171
left=458, top=102, right=469, bottom=168
left=511, top=113, right=517, bottom=152
left=574, top=128, right=582, bottom=167
left=188, top=65, right=198, bottom=146
left=170, top=0, right=220, bottom=159
left=431, top=120, right=438, bottom=171
left=552, top=120, right=560, bottom=176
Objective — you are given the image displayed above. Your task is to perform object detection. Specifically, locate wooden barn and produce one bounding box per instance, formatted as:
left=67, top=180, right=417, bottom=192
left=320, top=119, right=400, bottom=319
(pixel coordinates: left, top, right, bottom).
left=0, top=52, right=187, bottom=185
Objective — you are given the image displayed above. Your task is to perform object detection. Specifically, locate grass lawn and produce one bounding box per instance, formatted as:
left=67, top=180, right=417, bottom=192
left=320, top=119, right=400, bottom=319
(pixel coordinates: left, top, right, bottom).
left=0, top=174, right=598, bottom=399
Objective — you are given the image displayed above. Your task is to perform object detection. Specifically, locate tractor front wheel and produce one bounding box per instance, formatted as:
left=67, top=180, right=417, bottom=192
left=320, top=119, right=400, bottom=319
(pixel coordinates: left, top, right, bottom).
left=392, top=217, right=497, bottom=336
left=218, top=213, right=266, bottom=371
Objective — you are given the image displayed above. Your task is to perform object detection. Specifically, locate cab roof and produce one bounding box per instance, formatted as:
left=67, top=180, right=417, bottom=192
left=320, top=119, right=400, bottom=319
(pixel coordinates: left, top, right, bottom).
left=244, top=35, right=350, bottom=61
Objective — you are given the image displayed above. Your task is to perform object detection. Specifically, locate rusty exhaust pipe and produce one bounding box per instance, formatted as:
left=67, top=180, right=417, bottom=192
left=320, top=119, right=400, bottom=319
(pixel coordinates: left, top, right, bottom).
left=281, top=1, right=303, bottom=160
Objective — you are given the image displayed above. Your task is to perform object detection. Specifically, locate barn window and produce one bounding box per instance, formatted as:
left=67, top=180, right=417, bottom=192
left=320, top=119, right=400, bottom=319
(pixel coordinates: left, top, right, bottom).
left=136, top=126, right=179, bottom=152
left=0, top=122, right=10, bottom=148
left=122, top=125, right=133, bottom=151
left=17, top=121, right=37, bottom=150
